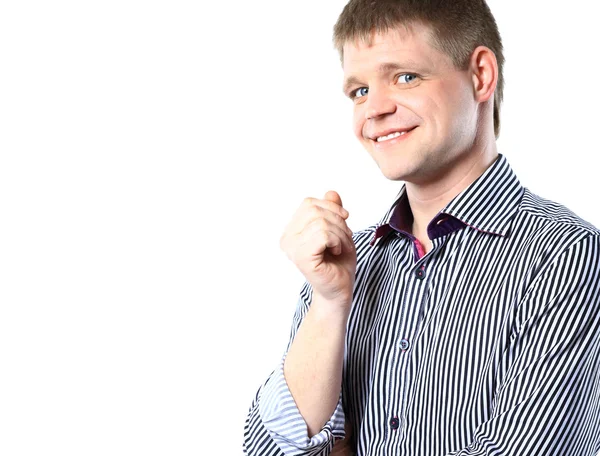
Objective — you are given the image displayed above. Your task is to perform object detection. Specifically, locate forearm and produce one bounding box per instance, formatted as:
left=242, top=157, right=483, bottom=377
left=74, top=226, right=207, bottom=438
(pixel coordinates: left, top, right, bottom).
left=283, top=293, right=350, bottom=438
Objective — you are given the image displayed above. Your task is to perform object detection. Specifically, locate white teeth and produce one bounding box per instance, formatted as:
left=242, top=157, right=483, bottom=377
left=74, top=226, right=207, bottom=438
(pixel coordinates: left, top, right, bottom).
left=376, top=131, right=407, bottom=142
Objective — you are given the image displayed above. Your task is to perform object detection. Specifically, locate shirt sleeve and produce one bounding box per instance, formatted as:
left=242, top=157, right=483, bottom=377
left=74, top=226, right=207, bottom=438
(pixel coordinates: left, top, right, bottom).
left=446, top=233, right=600, bottom=456
left=243, top=282, right=347, bottom=456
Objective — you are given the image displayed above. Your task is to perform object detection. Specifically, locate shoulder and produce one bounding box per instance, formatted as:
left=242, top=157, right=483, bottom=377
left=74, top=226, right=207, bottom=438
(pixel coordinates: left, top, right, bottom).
left=518, top=187, right=599, bottom=236
left=513, top=188, right=600, bottom=291
left=510, top=188, right=600, bottom=260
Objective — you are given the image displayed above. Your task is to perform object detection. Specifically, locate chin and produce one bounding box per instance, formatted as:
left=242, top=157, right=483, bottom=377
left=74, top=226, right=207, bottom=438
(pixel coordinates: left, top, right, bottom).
left=378, top=165, right=411, bottom=182
left=369, top=147, right=419, bottom=180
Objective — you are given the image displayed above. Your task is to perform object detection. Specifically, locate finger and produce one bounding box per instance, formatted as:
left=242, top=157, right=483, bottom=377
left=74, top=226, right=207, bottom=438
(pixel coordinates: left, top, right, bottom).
left=281, top=218, right=353, bottom=257
left=302, top=227, right=344, bottom=257
left=309, top=205, right=352, bottom=233
left=302, top=196, right=349, bottom=219
left=324, top=190, right=343, bottom=208
left=301, top=210, right=354, bottom=246
left=286, top=203, right=351, bottom=239
left=300, top=218, right=354, bottom=255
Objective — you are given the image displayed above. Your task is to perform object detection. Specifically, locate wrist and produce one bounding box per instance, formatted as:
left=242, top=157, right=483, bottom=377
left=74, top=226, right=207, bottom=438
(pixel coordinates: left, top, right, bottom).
left=310, top=292, right=352, bottom=321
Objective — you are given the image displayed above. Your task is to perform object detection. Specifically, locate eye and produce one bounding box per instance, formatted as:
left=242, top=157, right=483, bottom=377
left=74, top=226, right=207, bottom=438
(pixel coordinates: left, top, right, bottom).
left=397, top=73, right=418, bottom=84
left=352, top=87, right=368, bottom=99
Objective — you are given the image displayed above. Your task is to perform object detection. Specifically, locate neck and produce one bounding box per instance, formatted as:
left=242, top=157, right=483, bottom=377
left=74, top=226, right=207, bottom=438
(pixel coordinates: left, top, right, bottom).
left=407, top=144, right=499, bottom=242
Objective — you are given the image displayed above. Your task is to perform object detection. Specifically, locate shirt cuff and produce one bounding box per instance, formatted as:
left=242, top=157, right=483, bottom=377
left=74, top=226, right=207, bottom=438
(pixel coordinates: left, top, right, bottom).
left=258, top=357, right=346, bottom=456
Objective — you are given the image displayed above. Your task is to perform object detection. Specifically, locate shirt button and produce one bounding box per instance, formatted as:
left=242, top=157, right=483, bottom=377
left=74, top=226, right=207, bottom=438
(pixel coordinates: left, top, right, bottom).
left=400, top=339, right=410, bottom=351
left=415, top=268, right=425, bottom=280
left=389, top=417, right=400, bottom=430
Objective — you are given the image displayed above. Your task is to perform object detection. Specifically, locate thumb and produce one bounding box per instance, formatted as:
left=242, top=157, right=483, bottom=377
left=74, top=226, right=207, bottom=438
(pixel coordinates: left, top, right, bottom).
left=324, top=190, right=343, bottom=207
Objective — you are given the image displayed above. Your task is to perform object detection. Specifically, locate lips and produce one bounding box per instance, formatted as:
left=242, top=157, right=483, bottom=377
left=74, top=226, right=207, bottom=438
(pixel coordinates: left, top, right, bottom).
left=371, top=126, right=418, bottom=145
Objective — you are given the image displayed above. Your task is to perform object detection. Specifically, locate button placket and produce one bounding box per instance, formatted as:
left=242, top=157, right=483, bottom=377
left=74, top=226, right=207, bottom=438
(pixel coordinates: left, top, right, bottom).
left=386, top=238, right=431, bottom=440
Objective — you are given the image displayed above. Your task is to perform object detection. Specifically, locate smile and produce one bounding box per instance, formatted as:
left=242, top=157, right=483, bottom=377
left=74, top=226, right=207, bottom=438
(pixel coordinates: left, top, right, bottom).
left=377, top=131, right=407, bottom=142
left=373, top=127, right=417, bottom=145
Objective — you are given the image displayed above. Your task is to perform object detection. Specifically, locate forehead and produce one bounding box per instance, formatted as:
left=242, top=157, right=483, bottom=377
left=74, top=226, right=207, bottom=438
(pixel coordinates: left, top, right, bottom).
left=341, top=23, right=450, bottom=73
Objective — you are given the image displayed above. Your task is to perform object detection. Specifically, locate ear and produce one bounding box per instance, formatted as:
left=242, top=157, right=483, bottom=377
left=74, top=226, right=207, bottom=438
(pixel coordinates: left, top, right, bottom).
left=469, top=46, right=498, bottom=104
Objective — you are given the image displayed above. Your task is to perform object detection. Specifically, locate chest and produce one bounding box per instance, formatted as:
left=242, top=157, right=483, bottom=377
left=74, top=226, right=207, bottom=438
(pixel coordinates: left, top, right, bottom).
left=342, top=230, right=532, bottom=452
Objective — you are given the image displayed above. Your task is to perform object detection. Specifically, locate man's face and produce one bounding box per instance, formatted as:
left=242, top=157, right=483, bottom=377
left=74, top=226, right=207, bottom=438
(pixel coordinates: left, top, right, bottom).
left=342, top=23, right=479, bottom=185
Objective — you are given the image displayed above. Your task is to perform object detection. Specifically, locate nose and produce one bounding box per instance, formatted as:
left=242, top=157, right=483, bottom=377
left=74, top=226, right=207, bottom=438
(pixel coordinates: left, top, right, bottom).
left=364, top=87, right=396, bottom=120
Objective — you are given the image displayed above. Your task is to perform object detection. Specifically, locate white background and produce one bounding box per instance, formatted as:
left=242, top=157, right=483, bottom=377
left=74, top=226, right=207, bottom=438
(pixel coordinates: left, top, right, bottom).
left=0, top=1, right=598, bottom=455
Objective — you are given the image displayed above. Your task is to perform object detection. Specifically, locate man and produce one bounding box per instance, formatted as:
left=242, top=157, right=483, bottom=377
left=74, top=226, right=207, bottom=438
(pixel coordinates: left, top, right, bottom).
left=243, top=0, right=600, bottom=455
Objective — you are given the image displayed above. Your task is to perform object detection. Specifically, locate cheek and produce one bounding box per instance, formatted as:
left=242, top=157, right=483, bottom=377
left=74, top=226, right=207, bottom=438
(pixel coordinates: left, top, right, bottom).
left=438, top=79, right=473, bottom=120
left=352, top=109, right=365, bottom=141
left=414, top=88, right=463, bottom=139
left=407, top=95, right=441, bottom=138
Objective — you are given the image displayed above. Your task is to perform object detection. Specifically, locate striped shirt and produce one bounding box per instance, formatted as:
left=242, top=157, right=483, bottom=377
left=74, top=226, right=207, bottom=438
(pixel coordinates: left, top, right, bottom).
left=243, top=154, right=600, bottom=456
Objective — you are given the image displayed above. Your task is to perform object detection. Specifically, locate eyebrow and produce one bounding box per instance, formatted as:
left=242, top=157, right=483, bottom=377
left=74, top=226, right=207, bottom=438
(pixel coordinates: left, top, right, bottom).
left=342, top=61, right=424, bottom=95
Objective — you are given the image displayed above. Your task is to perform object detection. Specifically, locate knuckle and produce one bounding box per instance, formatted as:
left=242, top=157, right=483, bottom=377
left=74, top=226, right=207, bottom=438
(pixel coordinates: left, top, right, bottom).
left=309, top=205, right=322, bottom=217
left=319, top=230, right=329, bottom=244
left=303, top=197, right=315, bottom=206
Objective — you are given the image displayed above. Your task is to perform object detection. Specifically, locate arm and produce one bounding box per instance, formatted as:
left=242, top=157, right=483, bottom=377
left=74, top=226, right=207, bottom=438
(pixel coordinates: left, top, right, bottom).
left=446, top=234, right=600, bottom=456
left=244, top=191, right=356, bottom=456
left=283, top=291, right=350, bottom=438
left=243, top=285, right=348, bottom=456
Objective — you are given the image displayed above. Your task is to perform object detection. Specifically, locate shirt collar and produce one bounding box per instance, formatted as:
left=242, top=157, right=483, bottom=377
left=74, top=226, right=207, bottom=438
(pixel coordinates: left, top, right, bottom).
left=370, top=154, right=525, bottom=246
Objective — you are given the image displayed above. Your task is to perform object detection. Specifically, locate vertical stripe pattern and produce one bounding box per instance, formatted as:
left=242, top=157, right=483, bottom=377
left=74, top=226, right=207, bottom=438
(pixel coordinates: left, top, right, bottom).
left=243, top=154, right=600, bottom=455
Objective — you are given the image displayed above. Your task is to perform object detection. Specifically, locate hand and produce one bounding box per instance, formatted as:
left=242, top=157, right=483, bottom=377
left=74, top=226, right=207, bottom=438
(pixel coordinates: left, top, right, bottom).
left=280, top=190, right=357, bottom=308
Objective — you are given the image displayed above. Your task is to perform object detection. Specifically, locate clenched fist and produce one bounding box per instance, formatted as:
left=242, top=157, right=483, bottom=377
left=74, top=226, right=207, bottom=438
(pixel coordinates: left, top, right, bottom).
left=280, top=190, right=357, bottom=308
